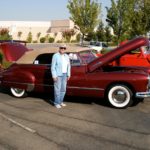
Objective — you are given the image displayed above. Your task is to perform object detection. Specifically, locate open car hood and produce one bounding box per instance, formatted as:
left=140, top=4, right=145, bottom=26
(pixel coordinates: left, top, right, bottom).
left=0, top=40, right=30, bottom=62
left=88, top=37, right=149, bottom=72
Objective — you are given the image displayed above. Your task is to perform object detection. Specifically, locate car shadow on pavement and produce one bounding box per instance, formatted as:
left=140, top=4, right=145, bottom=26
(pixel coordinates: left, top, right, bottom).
left=0, top=87, right=143, bottom=108
left=65, top=96, right=109, bottom=107
left=29, top=92, right=110, bottom=108
left=0, top=86, right=9, bottom=94
left=28, top=92, right=144, bottom=109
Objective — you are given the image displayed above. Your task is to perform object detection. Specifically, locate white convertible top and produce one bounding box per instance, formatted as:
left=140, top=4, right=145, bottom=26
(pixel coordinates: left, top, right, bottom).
left=16, top=46, right=91, bottom=64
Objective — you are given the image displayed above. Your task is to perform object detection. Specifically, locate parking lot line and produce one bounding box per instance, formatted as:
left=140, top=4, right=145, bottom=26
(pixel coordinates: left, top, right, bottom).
left=0, top=112, right=36, bottom=133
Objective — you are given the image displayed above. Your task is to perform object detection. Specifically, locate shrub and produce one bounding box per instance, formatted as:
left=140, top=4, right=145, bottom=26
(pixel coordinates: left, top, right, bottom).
left=62, top=29, right=76, bottom=42
left=76, top=33, right=81, bottom=42
left=26, top=32, right=32, bottom=43
left=0, top=53, right=3, bottom=64
left=0, top=28, right=12, bottom=40
left=48, top=37, right=54, bottom=43
left=40, top=37, right=46, bottom=43
left=0, top=53, right=13, bottom=68
left=3, top=61, right=12, bottom=68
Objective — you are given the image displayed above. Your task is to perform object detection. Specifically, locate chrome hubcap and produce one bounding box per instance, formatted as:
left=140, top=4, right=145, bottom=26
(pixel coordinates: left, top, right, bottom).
left=112, top=90, right=127, bottom=104
left=13, top=88, right=24, bottom=94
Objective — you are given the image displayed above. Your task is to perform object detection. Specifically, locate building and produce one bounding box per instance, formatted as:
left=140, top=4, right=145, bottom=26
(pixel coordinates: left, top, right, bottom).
left=0, top=19, right=76, bottom=42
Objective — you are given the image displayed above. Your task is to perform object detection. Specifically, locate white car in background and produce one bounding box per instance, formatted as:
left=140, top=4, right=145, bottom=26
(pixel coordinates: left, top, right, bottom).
left=89, top=41, right=108, bottom=52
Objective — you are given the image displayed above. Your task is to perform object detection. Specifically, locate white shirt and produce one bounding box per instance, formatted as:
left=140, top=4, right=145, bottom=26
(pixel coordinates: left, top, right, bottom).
left=61, top=54, right=69, bottom=73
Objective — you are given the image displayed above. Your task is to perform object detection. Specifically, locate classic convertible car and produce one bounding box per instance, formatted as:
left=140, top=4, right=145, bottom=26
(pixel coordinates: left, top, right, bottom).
left=0, top=37, right=150, bottom=108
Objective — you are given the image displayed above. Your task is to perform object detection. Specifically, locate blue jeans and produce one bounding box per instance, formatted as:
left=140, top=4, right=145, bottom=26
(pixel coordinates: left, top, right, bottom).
left=54, top=73, right=67, bottom=105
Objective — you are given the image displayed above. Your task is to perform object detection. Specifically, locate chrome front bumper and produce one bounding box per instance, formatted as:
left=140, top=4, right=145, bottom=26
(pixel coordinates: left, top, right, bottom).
left=136, top=92, right=150, bottom=98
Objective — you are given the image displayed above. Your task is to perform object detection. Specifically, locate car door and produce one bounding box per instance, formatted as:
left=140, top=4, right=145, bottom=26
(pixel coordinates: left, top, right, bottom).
left=66, top=53, right=85, bottom=96
left=33, top=53, right=54, bottom=92
left=67, top=64, right=88, bottom=96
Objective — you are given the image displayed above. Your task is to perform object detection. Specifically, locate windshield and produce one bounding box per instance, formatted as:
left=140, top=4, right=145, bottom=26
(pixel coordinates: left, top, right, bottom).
left=79, top=50, right=96, bottom=63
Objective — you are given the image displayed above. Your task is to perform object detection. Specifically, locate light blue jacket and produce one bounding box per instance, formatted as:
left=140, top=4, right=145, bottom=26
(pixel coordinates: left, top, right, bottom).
left=51, top=52, right=71, bottom=78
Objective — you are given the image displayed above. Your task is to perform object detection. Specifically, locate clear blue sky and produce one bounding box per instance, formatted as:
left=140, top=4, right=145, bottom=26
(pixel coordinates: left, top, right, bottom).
left=0, top=0, right=111, bottom=21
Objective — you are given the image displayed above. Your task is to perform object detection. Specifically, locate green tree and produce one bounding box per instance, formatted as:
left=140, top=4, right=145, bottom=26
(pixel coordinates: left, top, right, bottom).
left=26, top=32, right=32, bottom=43
left=105, top=26, right=113, bottom=44
left=0, top=28, right=12, bottom=40
left=62, top=29, right=76, bottom=42
left=106, top=0, right=150, bottom=43
left=96, top=21, right=106, bottom=41
left=85, top=31, right=97, bottom=41
left=106, top=0, right=133, bottom=43
left=67, top=0, right=101, bottom=44
left=76, top=33, right=81, bottom=42
left=129, top=0, right=150, bottom=37
left=36, top=32, right=41, bottom=42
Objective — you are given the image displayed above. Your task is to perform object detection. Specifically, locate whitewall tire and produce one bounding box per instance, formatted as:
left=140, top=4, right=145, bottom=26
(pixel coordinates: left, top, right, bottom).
left=107, top=85, right=133, bottom=108
left=10, top=87, right=27, bottom=98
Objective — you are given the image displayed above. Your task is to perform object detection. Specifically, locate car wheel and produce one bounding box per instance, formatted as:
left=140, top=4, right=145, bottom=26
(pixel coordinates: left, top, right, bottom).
left=10, top=87, right=27, bottom=98
left=107, top=85, right=133, bottom=108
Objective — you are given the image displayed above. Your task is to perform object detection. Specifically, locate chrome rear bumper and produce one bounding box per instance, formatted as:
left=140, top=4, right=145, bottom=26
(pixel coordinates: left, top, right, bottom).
left=136, top=92, right=150, bottom=98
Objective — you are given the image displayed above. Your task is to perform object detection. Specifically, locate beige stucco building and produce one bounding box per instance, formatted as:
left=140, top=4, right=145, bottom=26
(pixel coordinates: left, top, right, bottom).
left=0, top=19, right=77, bottom=42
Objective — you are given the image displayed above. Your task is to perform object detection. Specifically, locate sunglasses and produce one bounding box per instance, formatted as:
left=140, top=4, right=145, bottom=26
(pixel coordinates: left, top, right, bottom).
left=60, top=47, right=66, bottom=50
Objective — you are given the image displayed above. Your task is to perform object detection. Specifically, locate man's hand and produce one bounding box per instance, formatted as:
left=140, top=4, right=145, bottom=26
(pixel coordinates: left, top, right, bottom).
left=67, top=77, right=70, bottom=81
left=53, top=77, right=58, bottom=82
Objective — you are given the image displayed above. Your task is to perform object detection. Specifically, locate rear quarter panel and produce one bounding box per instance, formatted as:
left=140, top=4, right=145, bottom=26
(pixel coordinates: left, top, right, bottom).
left=1, top=64, right=53, bottom=92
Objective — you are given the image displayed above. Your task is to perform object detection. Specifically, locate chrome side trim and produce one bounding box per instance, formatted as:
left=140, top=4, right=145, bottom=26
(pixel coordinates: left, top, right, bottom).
left=20, top=83, right=103, bottom=91
left=136, top=92, right=150, bottom=98
left=67, top=86, right=104, bottom=91
left=34, top=84, right=103, bottom=91
left=3, top=81, right=103, bottom=91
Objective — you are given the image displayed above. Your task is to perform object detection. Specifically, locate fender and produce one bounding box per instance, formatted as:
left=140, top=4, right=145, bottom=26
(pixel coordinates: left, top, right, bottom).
left=2, top=70, right=35, bottom=92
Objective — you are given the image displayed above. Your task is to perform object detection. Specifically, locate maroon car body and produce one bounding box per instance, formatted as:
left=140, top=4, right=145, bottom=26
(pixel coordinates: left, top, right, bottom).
left=0, top=37, right=150, bottom=108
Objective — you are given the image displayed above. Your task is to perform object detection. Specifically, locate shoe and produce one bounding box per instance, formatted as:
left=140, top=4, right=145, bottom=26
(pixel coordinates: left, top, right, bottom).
left=61, top=103, right=66, bottom=107
left=55, top=104, right=61, bottom=109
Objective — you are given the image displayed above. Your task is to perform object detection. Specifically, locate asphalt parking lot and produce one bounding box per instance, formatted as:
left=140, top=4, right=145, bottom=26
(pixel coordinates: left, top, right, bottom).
left=0, top=89, right=150, bottom=150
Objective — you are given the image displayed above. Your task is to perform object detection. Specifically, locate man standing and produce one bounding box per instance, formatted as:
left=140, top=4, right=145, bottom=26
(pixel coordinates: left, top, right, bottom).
left=51, top=44, right=71, bottom=108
